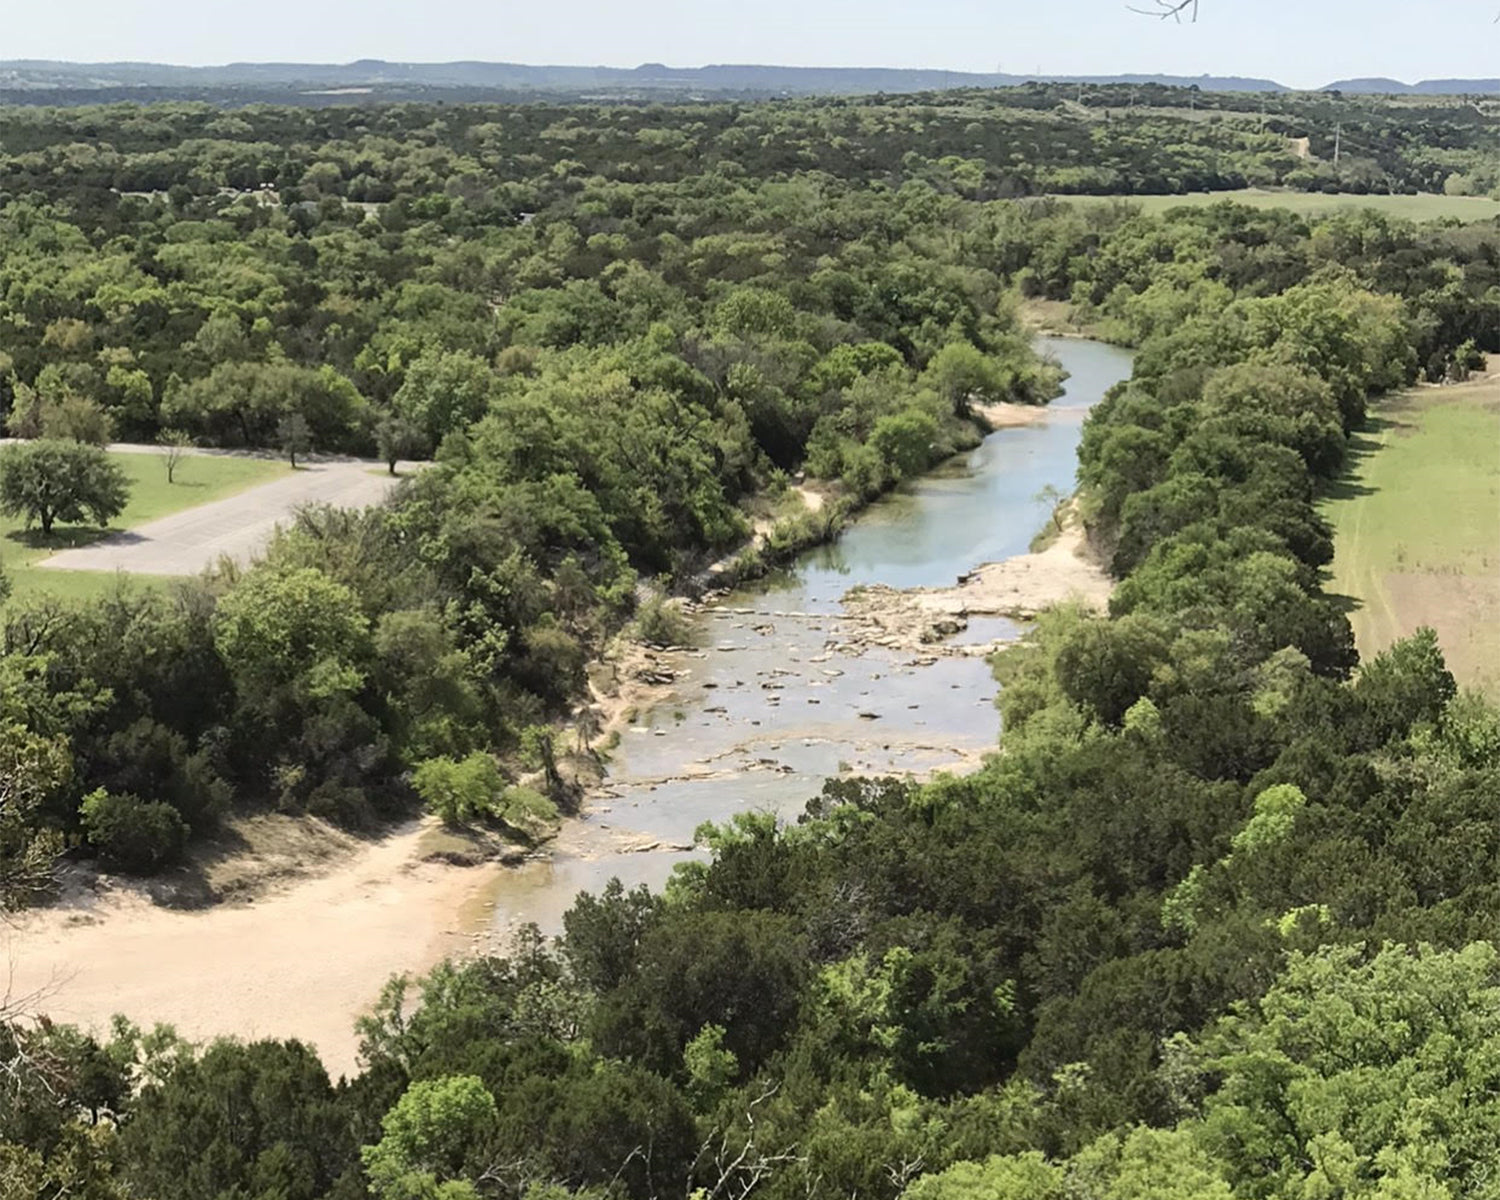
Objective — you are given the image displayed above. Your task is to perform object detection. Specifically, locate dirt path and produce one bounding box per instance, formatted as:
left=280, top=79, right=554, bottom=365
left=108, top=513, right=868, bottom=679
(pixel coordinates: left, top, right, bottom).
left=0, top=821, right=505, bottom=1079
left=40, top=460, right=405, bottom=576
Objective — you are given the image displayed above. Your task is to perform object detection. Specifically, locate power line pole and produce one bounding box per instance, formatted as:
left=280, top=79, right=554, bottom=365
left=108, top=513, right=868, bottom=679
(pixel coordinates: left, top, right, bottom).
left=1334, top=122, right=1342, bottom=167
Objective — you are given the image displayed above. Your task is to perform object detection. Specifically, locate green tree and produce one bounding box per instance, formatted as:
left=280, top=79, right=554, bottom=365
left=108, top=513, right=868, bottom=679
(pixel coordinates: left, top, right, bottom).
left=79, top=789, right=188, bottom=874
left=411, top=754, right=504, bottom=827
left=278, top=411, right=312, bottom=469
left=376, top=414, right=423, bottom=475
left=213, top=566, right=371, bottom=701
left=868, top=408, right=939, bottom=480
left=157, top=428, right=192, bottom=484
left=392, top=351, right=497, bottom=450
left=1198, top=942, right=1500, bottom=1199
left=922, top=343, right=1009, bottom=417
left=361, top=1076, right=497, bottom=1200
left=0, top=440, right=129, bottom=536
left=39, top=394, right=114, bottom=446
left=120, top=1040, right=349, bottom=1200
left=0, top=722, right=70, bottom=907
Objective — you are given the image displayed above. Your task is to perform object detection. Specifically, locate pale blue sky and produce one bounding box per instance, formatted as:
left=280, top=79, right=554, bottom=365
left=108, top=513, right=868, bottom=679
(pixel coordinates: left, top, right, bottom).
left=5, top=0, right=1496, bottom=89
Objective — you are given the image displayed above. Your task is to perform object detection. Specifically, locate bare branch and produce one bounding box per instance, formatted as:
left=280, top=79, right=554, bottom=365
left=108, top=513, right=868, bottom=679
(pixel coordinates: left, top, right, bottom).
left=1127, top=0, right=1200, bottom=19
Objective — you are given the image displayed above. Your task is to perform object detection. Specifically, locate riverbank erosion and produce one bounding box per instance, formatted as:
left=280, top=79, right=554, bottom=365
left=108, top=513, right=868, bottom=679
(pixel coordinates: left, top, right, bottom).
left=839, top=517, right=1111, bottom=654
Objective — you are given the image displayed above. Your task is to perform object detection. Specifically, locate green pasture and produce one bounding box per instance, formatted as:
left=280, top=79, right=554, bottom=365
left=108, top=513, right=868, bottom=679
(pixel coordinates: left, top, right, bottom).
left=1323, top=383, right=1500, bottom=695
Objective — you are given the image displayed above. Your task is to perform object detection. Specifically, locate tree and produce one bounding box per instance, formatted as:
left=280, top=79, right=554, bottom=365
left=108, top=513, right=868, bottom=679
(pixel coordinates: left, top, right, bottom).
left=157, top=428, right=192, bottom=484
left=411, top=754, right=504, bottom=827
left=1130, top=0, right=1198, bottom=18
left=278, top=412, right=312, bottom=469
left=868, top=409, right=939, bottom=480
left=212, top=566, right=371, bottom=700
left=391, top=351, right=497, bottom=451
left=79, top=789, right=188, bottom=874
left=120, top=1039, right=349, bottom=1200
left=38, top=394, right=113, bottom=445
left=0, top=440, right=129, bottom=537
left=921, top=343, right=1010, bottom=417
left=376, top=413, right=423, bottom=475
left=361, top=1075, right=497, bottom=1200
left=1196, top=942, right=1500, bottom=1198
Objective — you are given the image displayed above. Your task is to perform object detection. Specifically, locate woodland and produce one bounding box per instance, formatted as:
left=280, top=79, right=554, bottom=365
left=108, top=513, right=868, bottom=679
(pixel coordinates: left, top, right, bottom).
left=0, top=89, right=1497, bottom=1200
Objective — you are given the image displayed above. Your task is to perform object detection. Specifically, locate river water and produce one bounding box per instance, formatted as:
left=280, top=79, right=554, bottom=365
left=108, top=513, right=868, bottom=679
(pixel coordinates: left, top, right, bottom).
left=483, top=337, right=1134, bottom=936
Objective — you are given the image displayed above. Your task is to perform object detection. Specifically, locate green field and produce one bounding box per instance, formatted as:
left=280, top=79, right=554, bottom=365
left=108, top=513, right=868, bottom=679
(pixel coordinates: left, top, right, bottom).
left=1324, top=382, right=1500, bottom=696
left=1062, top=189, right=1500, bottom=222
left=1, top=451, right=289, bottom=601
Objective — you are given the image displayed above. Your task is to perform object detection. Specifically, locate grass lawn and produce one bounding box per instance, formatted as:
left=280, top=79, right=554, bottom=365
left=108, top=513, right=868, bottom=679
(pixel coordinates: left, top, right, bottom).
left=1, top=451, right=290, bottom=602
left=1058, top=189, right=1500, bottom=223
left=1323, top=381, right=1500, bottom=696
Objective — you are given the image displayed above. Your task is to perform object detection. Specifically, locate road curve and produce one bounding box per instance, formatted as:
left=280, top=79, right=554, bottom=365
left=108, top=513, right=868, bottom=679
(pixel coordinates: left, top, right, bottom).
left=41, top=460, right=405, bottom=576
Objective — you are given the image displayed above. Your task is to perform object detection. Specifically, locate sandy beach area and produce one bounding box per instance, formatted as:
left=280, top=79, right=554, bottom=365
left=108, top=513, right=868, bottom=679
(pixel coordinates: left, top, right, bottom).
left=0, top=819, right=506, bottom=1080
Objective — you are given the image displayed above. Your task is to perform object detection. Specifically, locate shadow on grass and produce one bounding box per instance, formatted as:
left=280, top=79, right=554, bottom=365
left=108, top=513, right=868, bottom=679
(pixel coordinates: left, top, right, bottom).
left=1324, top=415, right=1403, bottom=502
left=6, top=526, right=121, bottom=552
left=1322, top=589, right=1364, bottom=617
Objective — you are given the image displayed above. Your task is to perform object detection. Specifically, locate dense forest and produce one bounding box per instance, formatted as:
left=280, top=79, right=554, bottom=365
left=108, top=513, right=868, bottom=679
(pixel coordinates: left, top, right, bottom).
left=2, top=89, right=1500, bottom=1199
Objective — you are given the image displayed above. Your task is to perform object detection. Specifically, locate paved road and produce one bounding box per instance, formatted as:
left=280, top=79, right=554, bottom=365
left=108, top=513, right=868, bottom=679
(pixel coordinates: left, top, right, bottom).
left=41, top=460, right=405, bottom=577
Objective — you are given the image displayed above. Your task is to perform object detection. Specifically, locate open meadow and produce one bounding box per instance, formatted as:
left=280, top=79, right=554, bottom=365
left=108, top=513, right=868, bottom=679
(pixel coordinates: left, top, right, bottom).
left=1061, top=189, right=1500, bottom=222
left=0, top=450, right=289, bottom=600
left=1324, top=378, right=1500, bottom=696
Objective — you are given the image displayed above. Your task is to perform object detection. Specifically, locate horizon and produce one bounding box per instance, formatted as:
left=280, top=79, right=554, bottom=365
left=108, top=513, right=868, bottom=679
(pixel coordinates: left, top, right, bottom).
left=0, top=55, right=1480, bottom=93
left=3, top=0, right=1496, bottom=92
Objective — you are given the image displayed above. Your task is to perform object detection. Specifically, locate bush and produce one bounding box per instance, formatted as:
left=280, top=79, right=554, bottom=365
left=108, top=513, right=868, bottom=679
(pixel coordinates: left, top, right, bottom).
left=499, top=785, right=560, bottom=842
left=412, top=753, right=504, bottom=827
left=80, top=790, right=189, bottom=874
left=633, top=595, right=692, bottom=648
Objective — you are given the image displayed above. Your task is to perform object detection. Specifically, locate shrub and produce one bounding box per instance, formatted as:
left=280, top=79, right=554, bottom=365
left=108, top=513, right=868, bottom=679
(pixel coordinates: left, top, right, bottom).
left=498, top=785, right=560, bottom=842
left=80, top=790, right=188, bottom=874
left=411, top=753, right=504, bottom=827
left=633, top=596, right=692, bottom=648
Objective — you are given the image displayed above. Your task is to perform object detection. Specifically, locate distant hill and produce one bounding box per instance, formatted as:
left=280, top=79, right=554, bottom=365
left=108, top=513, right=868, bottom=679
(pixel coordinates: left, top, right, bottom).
left=1, top=60, right=1499, bottom=103
left=0, top=59, right=1289, bottom=98
left=1325, top=76, right=1500, bottom=95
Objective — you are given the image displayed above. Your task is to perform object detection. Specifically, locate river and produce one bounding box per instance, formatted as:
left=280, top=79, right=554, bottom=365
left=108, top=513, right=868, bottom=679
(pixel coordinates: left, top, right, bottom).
left=0, top=337, right=1130, bottom=1079
left=481, top=336, right=1135, bottom=937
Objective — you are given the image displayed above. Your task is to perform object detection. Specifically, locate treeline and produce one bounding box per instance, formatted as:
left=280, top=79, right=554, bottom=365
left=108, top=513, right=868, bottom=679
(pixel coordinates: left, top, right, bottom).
left=2, top=105, right=1500, bottom=1198
left=3, top=88, right=1497, bottom=216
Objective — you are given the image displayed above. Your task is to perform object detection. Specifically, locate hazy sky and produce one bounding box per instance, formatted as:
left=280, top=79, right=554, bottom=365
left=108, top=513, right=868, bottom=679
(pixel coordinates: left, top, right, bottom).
left=6, top=0, right=1497, bottom=89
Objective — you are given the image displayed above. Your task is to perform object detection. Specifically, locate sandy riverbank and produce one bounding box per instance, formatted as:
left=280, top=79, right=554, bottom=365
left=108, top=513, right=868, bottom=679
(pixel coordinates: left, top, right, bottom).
left=972, top=400, right=1053, bottom=429
left=840, top=517, right=1112, bottom=653
left=0, top=818, right=508, bottom=1079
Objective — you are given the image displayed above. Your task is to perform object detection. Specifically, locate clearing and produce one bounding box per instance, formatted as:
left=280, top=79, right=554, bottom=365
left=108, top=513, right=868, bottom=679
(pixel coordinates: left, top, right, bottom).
left=1324, top=379, right=1500, bottom=696
left=1, top=450, right=289, bottom=600
left=38, top=450, right=402, bottom=580
left=0, top=817, right=506, bottom=1079
left=1058, top=189, right=1500, bottom=222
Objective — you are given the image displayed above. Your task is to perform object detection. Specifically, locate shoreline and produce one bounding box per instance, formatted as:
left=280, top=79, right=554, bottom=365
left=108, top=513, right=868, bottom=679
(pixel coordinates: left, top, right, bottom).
left=840, top=513, right=1112, bottom=653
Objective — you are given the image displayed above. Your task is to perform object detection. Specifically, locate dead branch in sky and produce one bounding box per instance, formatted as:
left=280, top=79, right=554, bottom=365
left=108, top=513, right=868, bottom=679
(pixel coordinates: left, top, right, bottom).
left=1128, top=0, right=1200, bottom=20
